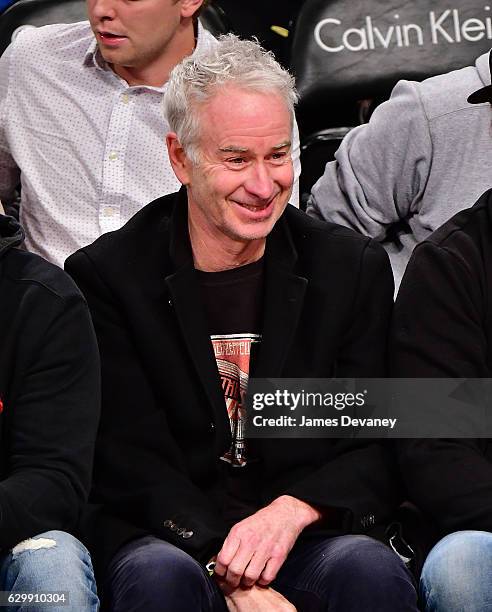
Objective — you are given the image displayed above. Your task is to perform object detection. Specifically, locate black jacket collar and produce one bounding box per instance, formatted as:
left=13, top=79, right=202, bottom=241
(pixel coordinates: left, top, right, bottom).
left=164, top=187, right=308, bottom=387
left=0, top=215, right=24, bottom=261
left=166, top=185, right=302, bottom=273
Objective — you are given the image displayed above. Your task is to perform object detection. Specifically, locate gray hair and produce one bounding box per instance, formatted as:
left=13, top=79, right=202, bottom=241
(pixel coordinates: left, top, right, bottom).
left=163, top=34, right=298, bottom=163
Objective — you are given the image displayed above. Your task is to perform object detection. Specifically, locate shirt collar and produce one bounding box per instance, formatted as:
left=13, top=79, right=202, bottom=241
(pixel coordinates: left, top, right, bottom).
left=83, top=35, right=102, bottom=69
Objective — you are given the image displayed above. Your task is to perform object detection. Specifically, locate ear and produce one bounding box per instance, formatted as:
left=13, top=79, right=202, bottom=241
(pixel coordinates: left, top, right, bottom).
left=180, top=0, right=204, bottom=19
left=166, top=132, right=192, bottom=185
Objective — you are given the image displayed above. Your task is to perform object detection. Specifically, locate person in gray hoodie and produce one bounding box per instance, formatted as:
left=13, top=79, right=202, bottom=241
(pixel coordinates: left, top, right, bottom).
left=0, top=206, right=100, bottom=611
left=307, top=50, right=492, bottom=289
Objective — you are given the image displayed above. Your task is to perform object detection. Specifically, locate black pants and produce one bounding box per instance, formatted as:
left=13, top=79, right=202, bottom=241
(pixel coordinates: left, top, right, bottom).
left=106, top=534, right=418, bottom=611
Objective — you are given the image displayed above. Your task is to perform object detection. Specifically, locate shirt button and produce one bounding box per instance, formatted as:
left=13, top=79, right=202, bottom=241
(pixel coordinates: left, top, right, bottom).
left=109, top=151, right=118, bottom=161
left=103, top=207, right=115, bottom=217
left=122, top=93, right=129, bottom=104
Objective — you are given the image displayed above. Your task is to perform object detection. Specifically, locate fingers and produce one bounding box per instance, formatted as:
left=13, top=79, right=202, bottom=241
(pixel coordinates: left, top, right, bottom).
left=217, top=534, right=254, bottom=587
left=257, top=555, right=283, bottom=586
left=241, top=551, right=267, bottom=587
left=215, top=501, right=300, bottom=588
left=216, top=529, right=269, bottom=588
left=257, top=542, right=290, bottom=586
left=224, top=542, right=259, bottom=588
left=215, top=535, right=240, bottom=577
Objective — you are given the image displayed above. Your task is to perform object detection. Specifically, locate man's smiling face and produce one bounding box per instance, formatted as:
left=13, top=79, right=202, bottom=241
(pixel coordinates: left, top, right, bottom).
left=182, top=86, right=293, bottom=250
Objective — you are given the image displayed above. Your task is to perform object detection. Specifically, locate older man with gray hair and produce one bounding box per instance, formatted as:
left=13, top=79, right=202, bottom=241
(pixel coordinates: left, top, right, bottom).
left=66, top=35, right=417, bottom=611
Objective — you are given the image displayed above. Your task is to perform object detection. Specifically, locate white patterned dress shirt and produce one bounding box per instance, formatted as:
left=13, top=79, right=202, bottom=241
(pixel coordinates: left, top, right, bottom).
left=0, top=21, right=301, bottom=267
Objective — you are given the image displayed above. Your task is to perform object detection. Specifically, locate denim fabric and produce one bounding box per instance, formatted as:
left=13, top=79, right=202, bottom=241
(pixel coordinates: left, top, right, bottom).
left=421, top=530, right=492, bottom=612
left=106, top=534, right=418, bottom=611
left=0, top=530, right=99, bottom=612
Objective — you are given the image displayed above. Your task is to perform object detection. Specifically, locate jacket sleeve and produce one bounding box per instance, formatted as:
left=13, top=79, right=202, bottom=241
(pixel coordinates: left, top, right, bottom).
left=265, top=241, right=398, bottom=532
left=0, top=43, right=21, bottom=211
left=391, top=239, right=492, bottom=533
left=306, top=80, right=432, bottom=242
left=0, top=288, right=100, bottom=550
left=65, top=251, right=228, bottom=565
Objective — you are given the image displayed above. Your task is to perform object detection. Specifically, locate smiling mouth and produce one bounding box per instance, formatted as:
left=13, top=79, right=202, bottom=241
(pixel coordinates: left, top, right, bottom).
left=236, top=196, right=278, bottom=212
left=240, top=202, right=270, bottom=211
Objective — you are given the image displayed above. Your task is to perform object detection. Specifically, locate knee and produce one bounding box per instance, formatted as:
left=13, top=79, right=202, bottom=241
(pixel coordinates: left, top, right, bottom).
left=107, top=538, right=215, bottom=611
left=3, top=530, right=98, bottom=610
left=10, top=530, right=91, bottom=571
left=111, top=538, right=207, bottom=590
left=310, top=536, right=417, bottom=608
left=327, top=535, right=409, bottom=584
left=421, top=531, right=492, bottom=611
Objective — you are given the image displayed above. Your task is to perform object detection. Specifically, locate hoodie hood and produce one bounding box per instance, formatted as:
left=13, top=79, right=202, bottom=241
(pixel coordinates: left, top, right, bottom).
left=0, top=215, right=24, bottom=260
left=468, top=51, right=492, bottom=104
left=475, top=51, right=490, bottom=87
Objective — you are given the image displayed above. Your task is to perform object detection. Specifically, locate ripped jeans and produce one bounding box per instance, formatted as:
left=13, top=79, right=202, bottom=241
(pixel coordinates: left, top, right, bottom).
left=0, top=530, right=99, bottom=611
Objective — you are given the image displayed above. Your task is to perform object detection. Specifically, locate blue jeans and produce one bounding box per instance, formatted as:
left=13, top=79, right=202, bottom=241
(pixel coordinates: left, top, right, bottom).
left=106, top=534, right=418, bottom=611
left=421, top=530, right=492, bottom=611
left=0, top=530, right=99, bottom=612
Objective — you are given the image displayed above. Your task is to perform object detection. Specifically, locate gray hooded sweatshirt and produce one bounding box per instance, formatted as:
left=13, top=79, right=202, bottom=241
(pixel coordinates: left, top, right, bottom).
left=307, top=51, right=492, bottom=290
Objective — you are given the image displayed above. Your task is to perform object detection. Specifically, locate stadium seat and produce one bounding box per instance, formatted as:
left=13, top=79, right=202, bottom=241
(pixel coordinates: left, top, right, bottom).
left=290, top=0, right=492, bottom=203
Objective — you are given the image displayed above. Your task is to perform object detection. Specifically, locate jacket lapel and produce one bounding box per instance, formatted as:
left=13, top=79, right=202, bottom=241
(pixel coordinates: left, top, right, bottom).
left=253, top=212, right=308, bottom=377
left=163, top=196, right=307, bottom=440
left=164, top=192, right=231, bottom=448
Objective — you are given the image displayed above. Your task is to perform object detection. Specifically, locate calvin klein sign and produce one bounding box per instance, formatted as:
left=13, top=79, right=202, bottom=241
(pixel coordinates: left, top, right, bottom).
left=315, top=7, right=492, bottom=52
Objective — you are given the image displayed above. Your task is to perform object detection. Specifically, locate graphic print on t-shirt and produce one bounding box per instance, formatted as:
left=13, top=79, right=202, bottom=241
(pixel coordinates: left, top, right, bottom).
left=211, top=333, right=261, bottom=467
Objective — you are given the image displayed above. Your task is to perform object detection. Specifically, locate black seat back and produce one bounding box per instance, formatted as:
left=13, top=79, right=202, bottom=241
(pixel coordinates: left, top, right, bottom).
left=290, top=0, right=492, bottom=201
left=291, top=0, right=492, bottom=133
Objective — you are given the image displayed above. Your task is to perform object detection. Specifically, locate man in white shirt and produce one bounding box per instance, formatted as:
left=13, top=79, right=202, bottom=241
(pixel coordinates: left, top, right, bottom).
left=0, top=0, right=301, bottom=266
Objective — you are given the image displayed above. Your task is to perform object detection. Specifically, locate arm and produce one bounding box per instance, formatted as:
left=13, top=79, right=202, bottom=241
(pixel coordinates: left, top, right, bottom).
left=392, top=238, right=492, bottom=533
left=272, top=240, right=396, bottom=521
left=0, top=288, right=100, bottom=550
left=306, top=80, right=432, bottom=241
left=216, top=241, right=396, bottom=586
left=0, top=43, right=21, bottom=213
left=65, top=250, right=229, bottom=563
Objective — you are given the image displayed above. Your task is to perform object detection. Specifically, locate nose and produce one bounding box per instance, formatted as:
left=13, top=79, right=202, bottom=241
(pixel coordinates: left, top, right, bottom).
left=244, top=162, right=275, bottom=201
left=89, top=0, right=116, bottom=20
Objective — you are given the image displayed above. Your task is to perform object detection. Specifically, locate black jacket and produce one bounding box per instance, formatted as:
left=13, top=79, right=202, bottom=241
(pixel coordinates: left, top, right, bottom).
left=0, top=214, right=100, bottom=551
left=392, top=189, right=492, bottom=536
left=66, top=189, right=398, bottom=576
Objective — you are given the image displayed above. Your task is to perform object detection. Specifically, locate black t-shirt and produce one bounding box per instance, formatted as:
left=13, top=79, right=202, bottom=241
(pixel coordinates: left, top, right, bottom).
left=196, top=257, right=264, bottom=526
